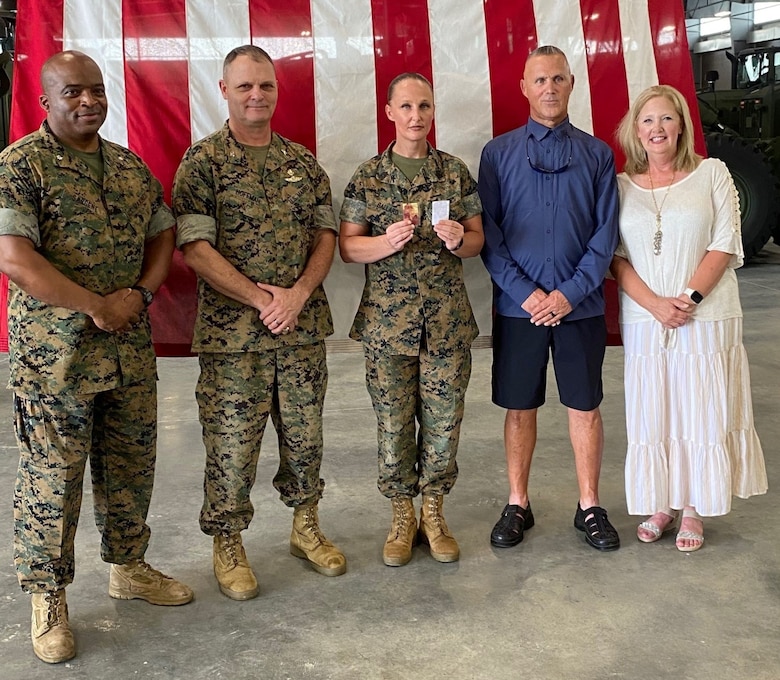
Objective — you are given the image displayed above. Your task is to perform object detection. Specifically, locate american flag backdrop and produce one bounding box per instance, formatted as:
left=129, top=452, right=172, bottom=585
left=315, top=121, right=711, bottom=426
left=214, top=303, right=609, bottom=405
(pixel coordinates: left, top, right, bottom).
left=0, top=0, right=700, bottom=354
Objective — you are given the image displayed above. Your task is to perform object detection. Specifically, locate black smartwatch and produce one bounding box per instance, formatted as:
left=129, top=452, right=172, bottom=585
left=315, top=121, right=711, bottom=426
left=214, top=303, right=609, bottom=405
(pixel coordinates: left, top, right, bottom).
left=683, top=287, right=703, bottom=305
left=131, top=285, right=154, bottom=308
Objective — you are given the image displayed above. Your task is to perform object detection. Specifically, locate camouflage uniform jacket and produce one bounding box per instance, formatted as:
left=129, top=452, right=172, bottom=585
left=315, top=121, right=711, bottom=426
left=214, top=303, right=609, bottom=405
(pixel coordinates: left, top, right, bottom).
left=173, top=124, right=335, bottom=352
left=340, top=143, right=481, bottom=356
left=0, top=122, right=174, bottom=396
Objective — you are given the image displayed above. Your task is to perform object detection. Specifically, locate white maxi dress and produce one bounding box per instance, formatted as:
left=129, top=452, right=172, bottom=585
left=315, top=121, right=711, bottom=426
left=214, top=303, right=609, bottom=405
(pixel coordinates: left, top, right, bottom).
left=616, top=158, right=767, bottom=517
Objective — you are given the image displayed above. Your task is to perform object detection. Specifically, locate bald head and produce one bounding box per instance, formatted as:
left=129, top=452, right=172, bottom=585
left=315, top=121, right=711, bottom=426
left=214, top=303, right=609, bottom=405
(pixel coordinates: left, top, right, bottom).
left=39, top=51, right=107, bottom=151
left=41, top=51, right=100, bottom=93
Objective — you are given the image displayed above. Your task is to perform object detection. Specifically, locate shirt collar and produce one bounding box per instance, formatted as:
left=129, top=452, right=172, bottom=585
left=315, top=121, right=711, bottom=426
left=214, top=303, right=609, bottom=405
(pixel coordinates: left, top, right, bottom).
left=527, top=116, right=571, bottom=142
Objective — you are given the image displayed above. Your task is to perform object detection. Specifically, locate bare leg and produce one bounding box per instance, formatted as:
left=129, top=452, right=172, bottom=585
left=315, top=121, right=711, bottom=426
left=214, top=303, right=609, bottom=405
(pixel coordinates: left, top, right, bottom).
left=505, top=408, right=537, bottom=507
left=568, top=407, right=603, bottom=509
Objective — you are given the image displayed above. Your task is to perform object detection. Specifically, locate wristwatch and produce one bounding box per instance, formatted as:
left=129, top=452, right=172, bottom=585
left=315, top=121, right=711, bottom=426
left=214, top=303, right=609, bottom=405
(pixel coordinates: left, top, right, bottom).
left=683, top=287, right=703, bottom=304
left=131, top=285, right=154, bottom=308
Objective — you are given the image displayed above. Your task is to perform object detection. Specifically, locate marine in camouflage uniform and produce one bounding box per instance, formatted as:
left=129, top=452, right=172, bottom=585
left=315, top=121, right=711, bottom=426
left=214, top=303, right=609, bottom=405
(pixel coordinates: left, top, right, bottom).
left=339, top=72, right=484, bottom=566
left=173, top=45, right=345, bottom=599
left=0, top=51, right=191, bottom=665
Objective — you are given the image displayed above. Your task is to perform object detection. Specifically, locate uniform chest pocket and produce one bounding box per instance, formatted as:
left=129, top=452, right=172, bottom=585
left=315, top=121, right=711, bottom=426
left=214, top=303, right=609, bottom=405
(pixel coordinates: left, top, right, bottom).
left=364, top=200, right=400, bottom=236
left=276, top=179, right=316, bottom=225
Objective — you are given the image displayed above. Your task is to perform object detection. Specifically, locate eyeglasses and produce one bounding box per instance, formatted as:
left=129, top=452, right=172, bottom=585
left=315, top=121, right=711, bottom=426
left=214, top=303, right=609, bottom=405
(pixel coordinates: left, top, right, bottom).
left=526, top=135, right=572, bottom=174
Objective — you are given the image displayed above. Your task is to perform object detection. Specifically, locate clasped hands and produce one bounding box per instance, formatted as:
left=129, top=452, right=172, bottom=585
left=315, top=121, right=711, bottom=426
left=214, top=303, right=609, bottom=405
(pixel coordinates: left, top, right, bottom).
left=256, top=282, right=303, bottom=335
left=91, top=288, right=144, bottom=333
left=652, top=293, right=695, bottom=329
left=524, top=289, right=572, bottom=327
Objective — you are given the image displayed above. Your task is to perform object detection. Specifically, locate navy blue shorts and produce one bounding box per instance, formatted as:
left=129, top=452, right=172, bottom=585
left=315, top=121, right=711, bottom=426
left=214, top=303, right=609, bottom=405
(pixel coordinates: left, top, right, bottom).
left=491, top=314, right=606, bottom=411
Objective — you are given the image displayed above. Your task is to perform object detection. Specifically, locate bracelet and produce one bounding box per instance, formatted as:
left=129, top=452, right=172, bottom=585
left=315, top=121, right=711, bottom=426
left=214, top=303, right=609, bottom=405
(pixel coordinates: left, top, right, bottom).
left=448, top=237, right=464, bottom=252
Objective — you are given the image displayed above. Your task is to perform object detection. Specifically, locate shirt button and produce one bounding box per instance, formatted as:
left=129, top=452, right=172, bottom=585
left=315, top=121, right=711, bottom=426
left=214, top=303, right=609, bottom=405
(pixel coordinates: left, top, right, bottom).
left=545, top=176, right=551, bottom=181
left=546, top=202, right=550, bottom=206
left=547, top=257, right=551, bottom=262
left=546, top=229, right=551, bottom=233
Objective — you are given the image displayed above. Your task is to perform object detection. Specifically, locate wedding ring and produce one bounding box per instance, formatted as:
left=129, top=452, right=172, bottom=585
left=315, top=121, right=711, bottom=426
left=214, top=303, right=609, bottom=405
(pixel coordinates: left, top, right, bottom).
left=550, top=311, right=557, bottom=316
left=282, top=326, right=291, bottom=334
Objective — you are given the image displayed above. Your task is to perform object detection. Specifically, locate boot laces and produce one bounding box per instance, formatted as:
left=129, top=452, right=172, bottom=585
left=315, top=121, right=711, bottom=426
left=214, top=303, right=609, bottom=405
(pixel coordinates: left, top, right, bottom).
left=44, top=591, right=66, bottom=626
left=220, top=534, right=241, bottom=566
left=130, top=559, right=172, bottom=581
left=391, top=499, right=413, bottom=536
left=300, top=506, right=326, bottom=543
left=424, top=497, right=450, bottom=534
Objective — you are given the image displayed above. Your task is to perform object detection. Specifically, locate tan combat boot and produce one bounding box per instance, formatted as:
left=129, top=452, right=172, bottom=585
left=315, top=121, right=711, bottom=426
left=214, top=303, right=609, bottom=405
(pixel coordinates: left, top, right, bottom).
left=290, top=503, right=347, bottom=577
left=109, top=559, right=194, bottom=605
left=419, top=493, right=460, bottom=562
left=213, top=533, right=259, bottom=600
left=383, top=496, right=417, bottom=566
left=31, top=589, right=75, bottom=664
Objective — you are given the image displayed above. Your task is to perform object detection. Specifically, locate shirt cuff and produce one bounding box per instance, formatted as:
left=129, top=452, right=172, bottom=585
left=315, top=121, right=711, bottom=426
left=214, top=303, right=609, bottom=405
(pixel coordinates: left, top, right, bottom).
left=147, top=208, right=176, bottom=240
left=339, top=197, right=367, bottom=225
left=0, top=208, right=41, bottom=247
left=176, top=214, right=217, bottom=248
left=315, top=205, right=337, bottom=232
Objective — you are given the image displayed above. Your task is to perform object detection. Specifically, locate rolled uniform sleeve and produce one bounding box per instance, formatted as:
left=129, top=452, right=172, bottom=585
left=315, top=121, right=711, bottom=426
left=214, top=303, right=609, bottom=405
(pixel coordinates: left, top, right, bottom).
left=0, top=153, right=43, bottom=246
left=147, top=177, right=176, bottom=240
left=172, top=148, right=219, bottom=247
left=315, top=204, right=337, bottom=231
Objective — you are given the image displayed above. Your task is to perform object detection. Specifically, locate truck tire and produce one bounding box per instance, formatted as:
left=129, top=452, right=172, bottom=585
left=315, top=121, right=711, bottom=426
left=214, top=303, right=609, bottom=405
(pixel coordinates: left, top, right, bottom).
left=704, top=132, right=775, bottom=260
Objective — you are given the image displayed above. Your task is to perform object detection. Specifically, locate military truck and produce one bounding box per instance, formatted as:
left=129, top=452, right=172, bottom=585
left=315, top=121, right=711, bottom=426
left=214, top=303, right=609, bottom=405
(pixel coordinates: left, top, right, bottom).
left=697, top=46, right=780, bottom=259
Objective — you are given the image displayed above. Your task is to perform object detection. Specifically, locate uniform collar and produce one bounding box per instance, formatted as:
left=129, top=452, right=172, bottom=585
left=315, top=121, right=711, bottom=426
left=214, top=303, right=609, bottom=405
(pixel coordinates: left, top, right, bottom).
left=376, top=141, right=445, bottom=185
left=220, top=121, right=297, bottom=172
left=40, top=120, right=129, bottom=174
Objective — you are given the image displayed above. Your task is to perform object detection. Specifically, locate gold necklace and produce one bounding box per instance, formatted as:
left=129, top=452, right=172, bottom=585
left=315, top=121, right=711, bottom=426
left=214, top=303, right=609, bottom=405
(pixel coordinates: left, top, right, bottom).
left=648, top=170, right=676, bottom=255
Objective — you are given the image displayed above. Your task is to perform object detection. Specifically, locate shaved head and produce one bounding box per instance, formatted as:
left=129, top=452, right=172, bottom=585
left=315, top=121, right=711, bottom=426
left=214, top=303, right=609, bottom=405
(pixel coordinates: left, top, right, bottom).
left=39, top=50, right=107, bottom=151
left=40, top=51, right=100, bottom=94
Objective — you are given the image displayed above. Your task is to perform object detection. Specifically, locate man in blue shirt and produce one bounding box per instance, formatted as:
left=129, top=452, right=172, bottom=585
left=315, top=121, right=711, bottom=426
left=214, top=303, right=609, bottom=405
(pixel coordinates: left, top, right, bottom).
left=479, top=45, right=620, bottom=552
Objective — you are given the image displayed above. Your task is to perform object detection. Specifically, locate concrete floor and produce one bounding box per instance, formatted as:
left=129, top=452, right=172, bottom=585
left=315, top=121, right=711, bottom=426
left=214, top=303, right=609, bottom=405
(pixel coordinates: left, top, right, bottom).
left=1, top=245, right=779, bottom=680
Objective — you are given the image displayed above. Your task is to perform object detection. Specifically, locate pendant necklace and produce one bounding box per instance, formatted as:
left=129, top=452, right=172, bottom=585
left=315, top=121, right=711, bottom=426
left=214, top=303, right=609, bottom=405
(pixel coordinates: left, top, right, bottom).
left=648, top=170, right=676, bottom=256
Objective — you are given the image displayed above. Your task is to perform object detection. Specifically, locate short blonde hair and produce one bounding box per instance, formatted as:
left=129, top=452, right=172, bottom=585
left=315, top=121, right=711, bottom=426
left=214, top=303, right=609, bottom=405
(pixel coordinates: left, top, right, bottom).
left=616, top=84, right=701, bottom=175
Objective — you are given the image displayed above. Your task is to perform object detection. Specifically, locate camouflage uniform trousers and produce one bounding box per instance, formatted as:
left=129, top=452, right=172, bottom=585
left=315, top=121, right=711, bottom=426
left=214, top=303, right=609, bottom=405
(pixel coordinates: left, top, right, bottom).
left=196, top=342, right=328, bottom=535
left=13, top=380, right=157, bottom=593
left=364, top=345, right=472, bottom=498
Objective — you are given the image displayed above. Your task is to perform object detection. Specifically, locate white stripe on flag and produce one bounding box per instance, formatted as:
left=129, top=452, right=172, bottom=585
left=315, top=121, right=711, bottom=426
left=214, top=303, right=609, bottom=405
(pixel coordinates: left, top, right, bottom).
left=185, top=0, right=250, bottom=143
left=64, top=0, right=128, bottom=147
left=428, top=0, right=493, bottom=174
left=533, top=0, right=593, bottom=134
left=618, top=0, right=659, bottom=105
left=312, top=0, right=377, bottom=201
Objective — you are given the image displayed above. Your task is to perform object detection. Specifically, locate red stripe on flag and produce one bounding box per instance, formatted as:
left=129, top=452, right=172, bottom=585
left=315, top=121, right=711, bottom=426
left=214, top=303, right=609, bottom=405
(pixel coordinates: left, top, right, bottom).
left=8, top=0, right=61, bottom=143
left=647, top=0, right=707, bottom=156
left=371, top=0, right=436, bottom=152
left=249, top=0, right=316, bottom=153
left=483, top=0, right=537, bottom=137
left=2, top=0, right=63, bottom=352
left=122, top=0, right=191, bottom=200
left=122, top=0, right=197, bottom=356
left=579, top=0, right=629, bottom=170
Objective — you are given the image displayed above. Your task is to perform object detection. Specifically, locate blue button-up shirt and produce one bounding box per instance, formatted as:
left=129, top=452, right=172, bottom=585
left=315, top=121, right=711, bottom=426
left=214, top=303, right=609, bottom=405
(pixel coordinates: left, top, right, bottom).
left=478, top=117, right=618, bottom=319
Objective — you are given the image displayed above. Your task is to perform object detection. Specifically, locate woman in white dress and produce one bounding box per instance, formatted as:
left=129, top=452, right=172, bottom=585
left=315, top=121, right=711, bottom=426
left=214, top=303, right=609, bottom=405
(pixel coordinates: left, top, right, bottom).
left=611, top=85, right=767, bottom=552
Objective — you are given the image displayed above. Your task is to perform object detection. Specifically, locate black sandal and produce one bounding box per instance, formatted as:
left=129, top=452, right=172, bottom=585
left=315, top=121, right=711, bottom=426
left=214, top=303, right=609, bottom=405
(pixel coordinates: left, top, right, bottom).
left=491, top=503, right=535, bottom=547
left=574, top=504, right=620, bottom=551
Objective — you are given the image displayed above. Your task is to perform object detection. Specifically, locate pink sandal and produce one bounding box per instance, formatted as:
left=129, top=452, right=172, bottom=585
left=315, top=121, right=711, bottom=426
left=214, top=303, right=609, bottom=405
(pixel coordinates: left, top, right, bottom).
left=676, top=509, right=704, bottom=552
left=637, top=511, right=677, bottom=543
